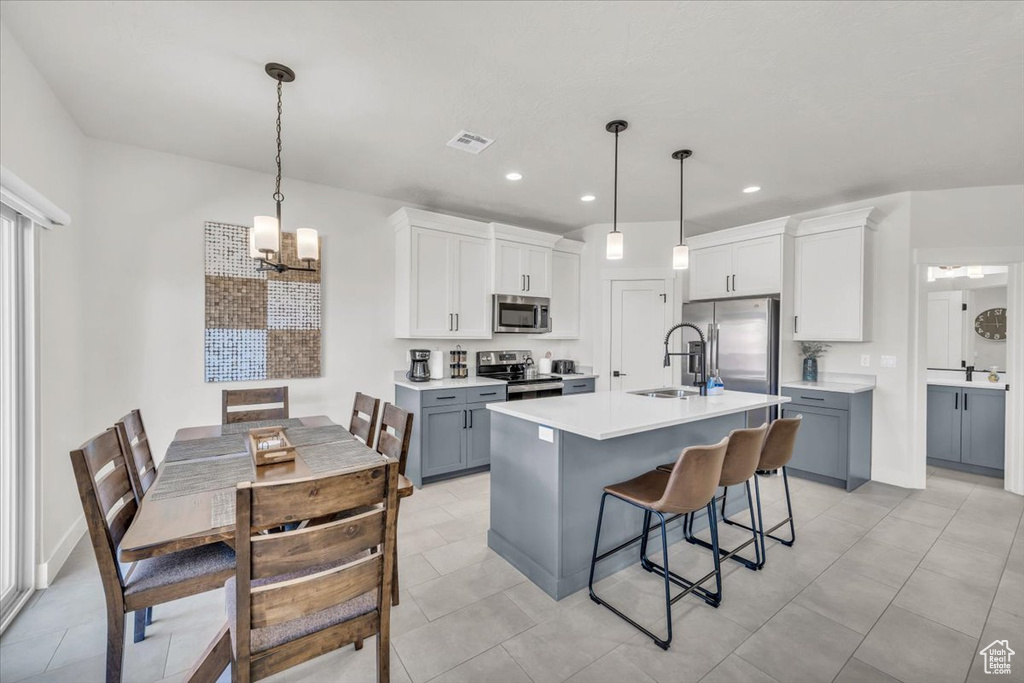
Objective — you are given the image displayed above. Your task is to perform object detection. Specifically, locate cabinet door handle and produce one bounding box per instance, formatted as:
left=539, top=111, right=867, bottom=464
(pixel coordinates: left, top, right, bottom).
left=448, top=313, right=453, bottom=331
left=732, top=274, right=736, bottom=291
left=521, top=274, right=526, bottom=292
left=725, top=275, right=730, bottom=292
left=799, top=396, right=825, bottom=402
left=954, top=392, right=958, bottom=410
left=468, top=410, right=473, bottom=428
left=463, top=410, right=467, bottom=428
left=455, top=313, right=459, bottom=331
left=437, top=395, right=458, bottom=400
left=479, top=391, right=497, bottom=396
left=794, top=316, right=798, bottom=334
left=527, top=274, right=531, bottom=291
left=572, top=383, right=586, bottom=388
left=963, top=392, right=968, bottom=411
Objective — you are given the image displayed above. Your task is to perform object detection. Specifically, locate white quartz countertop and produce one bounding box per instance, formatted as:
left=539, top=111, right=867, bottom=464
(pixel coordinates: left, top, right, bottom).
left=781, top=380, right=875, bottom=394
left=394, top=371, right=506, bottom=391
left=487, top=389, right=790, bottom=440
left=927, top=378, right=1009, bottom=391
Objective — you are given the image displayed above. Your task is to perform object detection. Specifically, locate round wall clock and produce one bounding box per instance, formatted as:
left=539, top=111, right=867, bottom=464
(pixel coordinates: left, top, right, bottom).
left=974, top=308, right=1007, bottom=340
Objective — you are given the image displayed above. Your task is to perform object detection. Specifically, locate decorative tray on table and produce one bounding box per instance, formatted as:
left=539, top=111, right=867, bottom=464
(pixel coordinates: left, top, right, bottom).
left=246, top=427, right=297, bottom=466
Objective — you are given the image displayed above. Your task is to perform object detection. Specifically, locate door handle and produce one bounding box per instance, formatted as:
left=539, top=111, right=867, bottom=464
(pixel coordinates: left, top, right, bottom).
left=613, top=371, right=627, bottom=377
left=725, top=275, right=730, bottom=292
left=527, top=274, right=531, bottom=291
left=963, top=392, right=968, bottom=411
left=521, top=275, right=526, bottom=292
left=732, top=274, right=736, bottom=291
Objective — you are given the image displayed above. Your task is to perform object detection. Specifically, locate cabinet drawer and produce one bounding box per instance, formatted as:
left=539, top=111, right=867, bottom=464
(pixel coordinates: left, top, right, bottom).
left=782, top=387, right=849, bottom=411
left=561, top=378, right=595, bottom=395
left=421, top=389, right=467, bottom=408
left=468, top=386, right=507, bottom=404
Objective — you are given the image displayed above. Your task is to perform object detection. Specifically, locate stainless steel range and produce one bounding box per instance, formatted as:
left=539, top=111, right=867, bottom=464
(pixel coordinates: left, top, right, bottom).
left=476, top=350, right=563, bottom=400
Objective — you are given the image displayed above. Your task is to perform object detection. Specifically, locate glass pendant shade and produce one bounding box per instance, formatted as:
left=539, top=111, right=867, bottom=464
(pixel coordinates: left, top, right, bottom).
left=673, top=243, right=689, bottom=270
left=606, top=231, right=624, bottom=260
left=253, top=215, right=280, bottom=254
left=248, top=227, right=261, bottom=259
left=296, top=228, right=319, bottom=261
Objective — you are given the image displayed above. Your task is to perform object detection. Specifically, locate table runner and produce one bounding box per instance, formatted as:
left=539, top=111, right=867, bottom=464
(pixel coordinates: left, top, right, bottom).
left=164, top=434, right=247, bottom=463
left=150, top=455, right=255, bottom=500
left=221, top=417, right=304, bottom=435
left=295, top=440, right=386, bottom=475
left=284, top=424, right=356, bottom=447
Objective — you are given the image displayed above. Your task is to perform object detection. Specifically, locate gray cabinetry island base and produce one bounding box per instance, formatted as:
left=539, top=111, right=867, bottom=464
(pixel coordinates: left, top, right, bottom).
left=488, top=411, right=752, bottom=600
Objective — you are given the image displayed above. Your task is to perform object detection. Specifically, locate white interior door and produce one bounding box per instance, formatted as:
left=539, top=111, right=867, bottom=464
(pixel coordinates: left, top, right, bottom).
left=610, top=280, right=671, bottom=391
left=927, top=291, right=964, bottom=368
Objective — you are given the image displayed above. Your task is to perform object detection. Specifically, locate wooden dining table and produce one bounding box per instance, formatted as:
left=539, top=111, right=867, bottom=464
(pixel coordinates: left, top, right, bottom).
left=119, top=415, right=412, bottom=563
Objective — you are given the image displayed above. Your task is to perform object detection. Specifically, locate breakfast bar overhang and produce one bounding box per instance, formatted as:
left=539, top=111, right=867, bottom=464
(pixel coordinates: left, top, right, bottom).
left=486, top=389, right=791, bottom=599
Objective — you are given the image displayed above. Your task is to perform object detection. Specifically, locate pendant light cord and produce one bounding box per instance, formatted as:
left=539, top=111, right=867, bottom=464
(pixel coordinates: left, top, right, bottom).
left=612, top=129, right=619, bottom=233
left=274, top=77, right=284, bottom=206
left=678, top=155, right=685, bottom=245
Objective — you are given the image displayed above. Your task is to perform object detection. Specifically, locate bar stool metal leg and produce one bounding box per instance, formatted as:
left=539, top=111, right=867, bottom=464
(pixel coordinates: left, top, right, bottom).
left=722, top=467, right=795, bottom=570
left=685, top=482, right=762, bottom=571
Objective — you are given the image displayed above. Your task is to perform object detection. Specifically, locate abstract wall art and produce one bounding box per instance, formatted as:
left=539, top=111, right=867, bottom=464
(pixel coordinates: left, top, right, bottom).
left=204, top=221, right=321, bottom=382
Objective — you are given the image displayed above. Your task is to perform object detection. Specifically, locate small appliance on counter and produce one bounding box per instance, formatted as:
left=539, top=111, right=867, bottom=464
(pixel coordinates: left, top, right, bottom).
left=449, top=345, right=468, bottom=378
left=477, top=350, right=564, bottom=400
left=551, top=359, right=576, bottom=374
left=407, top=349, right=431, bottom=382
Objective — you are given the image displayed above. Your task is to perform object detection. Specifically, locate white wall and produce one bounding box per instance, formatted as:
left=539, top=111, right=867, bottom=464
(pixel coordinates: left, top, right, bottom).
left=1, top=23, right=90, bottom=581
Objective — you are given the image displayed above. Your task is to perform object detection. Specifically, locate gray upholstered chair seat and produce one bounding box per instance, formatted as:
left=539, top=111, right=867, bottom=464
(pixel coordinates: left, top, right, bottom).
left=123, top=542, right=235, bottom=596
left=226, top=552, right=377, bottom=653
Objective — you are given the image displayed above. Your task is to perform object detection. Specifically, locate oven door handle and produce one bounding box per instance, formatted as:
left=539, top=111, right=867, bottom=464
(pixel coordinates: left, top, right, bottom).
left=508, top=382, right=564, bottom=394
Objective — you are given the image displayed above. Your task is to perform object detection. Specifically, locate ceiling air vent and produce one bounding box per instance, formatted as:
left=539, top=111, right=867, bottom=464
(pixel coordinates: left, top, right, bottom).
left=447, top=130, right=494, bottom=154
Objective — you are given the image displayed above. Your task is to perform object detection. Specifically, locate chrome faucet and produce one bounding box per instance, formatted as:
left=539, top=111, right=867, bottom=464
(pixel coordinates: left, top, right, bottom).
left=663, top=322, right=707, bottom=391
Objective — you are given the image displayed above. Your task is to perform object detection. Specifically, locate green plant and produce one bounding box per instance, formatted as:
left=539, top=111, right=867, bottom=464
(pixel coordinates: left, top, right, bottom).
left=800, top=341, right=831, bottom=359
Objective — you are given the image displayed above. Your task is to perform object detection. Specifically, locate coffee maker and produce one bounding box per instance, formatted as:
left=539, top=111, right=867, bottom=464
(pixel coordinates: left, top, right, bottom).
left=407, top=349, right=431, bottom=382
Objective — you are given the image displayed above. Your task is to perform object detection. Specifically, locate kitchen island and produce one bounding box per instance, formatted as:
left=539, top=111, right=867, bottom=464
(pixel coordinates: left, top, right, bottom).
left=486, top=389, right=790, bottom=599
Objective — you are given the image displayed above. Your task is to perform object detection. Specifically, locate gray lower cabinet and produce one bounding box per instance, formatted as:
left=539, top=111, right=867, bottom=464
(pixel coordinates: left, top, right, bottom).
left=927, top=385, right=1005, bottom=473
left=396, top=384, right=507, bottom=486
left=781, top=387, right=872, bottom=491
left=561, top=378, right=596, bottom=395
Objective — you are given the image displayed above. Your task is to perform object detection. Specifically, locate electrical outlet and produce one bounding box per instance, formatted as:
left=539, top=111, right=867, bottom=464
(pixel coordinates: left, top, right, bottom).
left=860, top=355, right=871, bottom=367
left=881, top=355, right=897, bottom=368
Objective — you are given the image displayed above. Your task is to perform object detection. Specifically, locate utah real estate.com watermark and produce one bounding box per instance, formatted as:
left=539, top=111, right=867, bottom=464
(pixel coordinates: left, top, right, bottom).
left=979, top=639, right=1015, bottom=675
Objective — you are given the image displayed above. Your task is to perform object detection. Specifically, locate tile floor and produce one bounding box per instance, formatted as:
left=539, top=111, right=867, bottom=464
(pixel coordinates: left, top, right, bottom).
left=2, top=466, right=1021, bottom=683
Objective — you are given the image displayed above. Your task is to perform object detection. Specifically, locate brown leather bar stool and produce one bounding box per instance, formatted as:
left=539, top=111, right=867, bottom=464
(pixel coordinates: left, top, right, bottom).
left=657, top=424, right=767, bottom=571
left=721, top=416, right=803, bottom=567
left=588, top=438, right=728, bottom=650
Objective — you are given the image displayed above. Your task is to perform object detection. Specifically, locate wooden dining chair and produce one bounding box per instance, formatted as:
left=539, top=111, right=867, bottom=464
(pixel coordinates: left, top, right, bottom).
left=222, top=387, right=289, bottom=424
left=70, top=429, right=235, bottom=683
left=185, top=460, right=400, bottom=683
left=115, top=409, right=156, bottom=503
left=350, top=392, right=381, bottom=447
left=375, top=403, right=414, bottom=605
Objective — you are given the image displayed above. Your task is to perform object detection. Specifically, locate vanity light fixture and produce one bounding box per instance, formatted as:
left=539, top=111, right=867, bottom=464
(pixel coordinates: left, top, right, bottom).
left=671, top=150, right=692, bottom=270
left=580, top=194, right=596, bottom=202
left=250, top=62, right=318, bottom=273
left=506, top=172, right=523, bottom=181
left=605, top=120, right=628, bottom=259
left=967, top=265, right=984, bottom=279
left=743, top=185, right=761, bottom=194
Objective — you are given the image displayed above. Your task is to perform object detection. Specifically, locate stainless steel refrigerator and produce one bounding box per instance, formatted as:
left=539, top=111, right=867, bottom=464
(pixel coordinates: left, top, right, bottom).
left=681, top=297, right=780, bottom=426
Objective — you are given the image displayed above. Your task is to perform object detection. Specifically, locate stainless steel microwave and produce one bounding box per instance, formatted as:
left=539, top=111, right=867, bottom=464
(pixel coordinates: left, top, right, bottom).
left=492, top=295, right=551, bottom=334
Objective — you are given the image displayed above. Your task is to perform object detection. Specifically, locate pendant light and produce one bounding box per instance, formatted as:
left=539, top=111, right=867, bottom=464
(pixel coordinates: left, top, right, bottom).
left=671, top=149, right=692, bottom=270
left=605, top=120, right=628, bottom=260
left=250, top=63, right=318, bottom=273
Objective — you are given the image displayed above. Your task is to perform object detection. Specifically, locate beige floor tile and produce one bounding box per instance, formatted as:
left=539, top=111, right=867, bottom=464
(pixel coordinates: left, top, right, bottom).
left=46, top=618, right=106, bottom=671
left=396, top=505, right=458, bottom=534
left=393, top=593, right=534, bottom=683
left=941, top=516, right=1016, bottom=557
left=833, top=657, right=900, bottom=683
left=409, top=555, right=526, bottom=621
left=18, top=653, right=106, bottom=683
left=397, top=552, right=440, bottom=590
left=994, top=568, right=1024, bottom=617
left=893, top=567, right=995, bottom=638
left=391, top=591, right=430, bottom=637
left=734, top=603, right=862, bottom=683
left=920, top=538, right=1006, bottom=590
left=440, top=494, right=490, bottom=520
left=397, top=527, right=448, bottom=557
left=793, top=566, right=897, bottom=635
left=261, top=637, right=411, bottom=683
left=797, top=515, right=868, bottom=555
left=431, top=513, right=490, bottom=543
left=866, top=516, right=942, bottom=554
left=888, top=498, right=957, bottom=530
left=832, top=538, right=923, bottom=590
left=820, top=497, right=892, bottom=529
left=429, top=645, right=532, bottom=683
left=0, top=629, right=64, bottom=682
left=712, top=563, right=806, bottom=632
left=967, top=607, right=1024, bottom=683
left=566, top=647, right=657, bottom=683
left=699, top=654, right=779, bottom=683
left=422, top=533, right=495, bottom=575
left=855, top=606, right=977, bottom=683
left=908, top=482, right=972, bottom=510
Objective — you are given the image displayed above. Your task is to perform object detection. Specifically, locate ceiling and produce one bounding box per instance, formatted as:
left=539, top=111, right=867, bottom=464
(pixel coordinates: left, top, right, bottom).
left=3, top=1, right=1022, bottom=234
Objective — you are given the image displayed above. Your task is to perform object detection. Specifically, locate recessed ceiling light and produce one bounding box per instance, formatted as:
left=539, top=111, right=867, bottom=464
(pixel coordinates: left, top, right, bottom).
left=743, top=186, right=761, bottom=194
left=506, top=172, right=523, bottom=181
left=580, top=194, right=596, bottom=202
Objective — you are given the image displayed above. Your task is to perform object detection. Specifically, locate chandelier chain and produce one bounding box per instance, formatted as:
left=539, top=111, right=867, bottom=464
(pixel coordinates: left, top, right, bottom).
left=274, top=78, right=284, bottom=204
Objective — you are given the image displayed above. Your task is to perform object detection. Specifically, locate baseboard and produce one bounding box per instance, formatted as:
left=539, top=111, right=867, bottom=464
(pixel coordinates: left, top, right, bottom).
left=35, top=514, right=85, bottom=588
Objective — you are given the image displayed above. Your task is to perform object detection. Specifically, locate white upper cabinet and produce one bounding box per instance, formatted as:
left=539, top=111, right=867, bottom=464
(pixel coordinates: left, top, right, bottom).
left=686, top=217, right=792, bottom=301
left=793, top=208, right=876, bottom=342
left=489, top=223, right=560, bottom=297
left=547, top=241, right=583, bottom=338
left=392, top=208, right=492, bottom=339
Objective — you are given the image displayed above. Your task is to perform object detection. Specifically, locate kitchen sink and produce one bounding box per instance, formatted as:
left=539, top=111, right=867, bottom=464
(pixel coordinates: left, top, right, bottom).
left=628, top=387, right=701, bottom=399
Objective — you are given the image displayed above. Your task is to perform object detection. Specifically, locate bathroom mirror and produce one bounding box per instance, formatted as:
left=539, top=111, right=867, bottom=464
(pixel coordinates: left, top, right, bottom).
left=926, top=265, right=1008, bottom=371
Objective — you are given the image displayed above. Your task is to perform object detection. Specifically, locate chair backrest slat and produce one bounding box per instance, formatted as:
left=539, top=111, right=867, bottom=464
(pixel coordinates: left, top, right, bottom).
left=375, top=403, right=413, bottom=476
left=250, top=553, right=382, bottom=629
left=95, top=459, right=133, bottom=513
left=349, top=392, right=381, bottom=446
left=248, top=467, right=386, bottom=528
left=250, top=508, right=385, bottom=580
left=116, top=409, right=157, bottom=501
left=222, top=387, right=289, bottom=424
left=107, top=496, right=137, bottom=549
